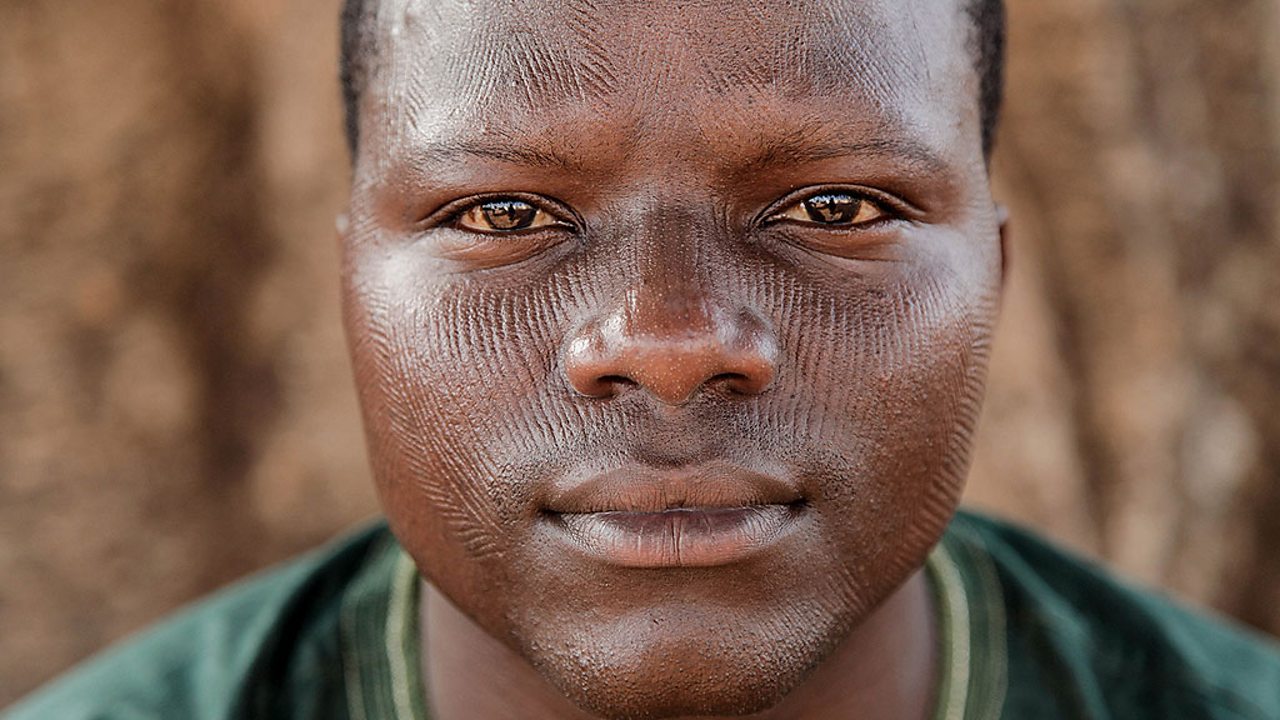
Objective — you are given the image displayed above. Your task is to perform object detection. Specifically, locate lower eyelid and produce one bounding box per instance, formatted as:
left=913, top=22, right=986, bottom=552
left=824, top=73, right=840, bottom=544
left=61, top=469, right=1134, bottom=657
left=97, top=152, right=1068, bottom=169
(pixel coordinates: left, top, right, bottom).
left=768, top=195, right=893, bottom=224
left=768, top=216, right=906, bottom=237
left=769, top=214, right=893, bottom=229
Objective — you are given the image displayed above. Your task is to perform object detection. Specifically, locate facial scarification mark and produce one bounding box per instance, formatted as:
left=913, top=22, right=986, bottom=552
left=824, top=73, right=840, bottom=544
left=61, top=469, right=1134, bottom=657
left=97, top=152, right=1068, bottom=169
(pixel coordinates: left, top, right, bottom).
left=567, top=0, right=622, bottom=99
left=358, top=278, right=510, bottom=563
left=344, top=0, right=1002, bottom=717
left=480, top=24, right=580, bottom=111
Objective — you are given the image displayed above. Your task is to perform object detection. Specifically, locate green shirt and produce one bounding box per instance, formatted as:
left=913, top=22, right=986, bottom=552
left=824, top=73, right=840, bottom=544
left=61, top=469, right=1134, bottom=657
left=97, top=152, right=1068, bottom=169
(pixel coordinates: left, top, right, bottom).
left=7, top=511, right=1280, bottom=719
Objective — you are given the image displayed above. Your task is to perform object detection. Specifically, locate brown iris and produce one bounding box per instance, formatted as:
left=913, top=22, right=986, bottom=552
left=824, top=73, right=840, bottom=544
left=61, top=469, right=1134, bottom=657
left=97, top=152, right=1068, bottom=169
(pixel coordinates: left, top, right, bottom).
left=456, top=199, right=557, bottom=233
left=775, top=192, right=887, bottom=227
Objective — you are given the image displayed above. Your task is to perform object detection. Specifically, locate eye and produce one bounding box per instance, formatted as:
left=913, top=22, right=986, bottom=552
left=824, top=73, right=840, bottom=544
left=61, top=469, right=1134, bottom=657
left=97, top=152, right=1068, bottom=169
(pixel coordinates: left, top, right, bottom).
left=771, top=191, right=889, bottom=227
left=454, top=198, right=561, bottom=233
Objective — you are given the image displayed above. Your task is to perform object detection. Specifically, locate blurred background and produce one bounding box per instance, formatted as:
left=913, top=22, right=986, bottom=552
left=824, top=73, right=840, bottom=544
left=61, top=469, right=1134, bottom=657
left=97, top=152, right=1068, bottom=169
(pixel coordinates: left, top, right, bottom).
left=3, top=0, right=1280, bottom=706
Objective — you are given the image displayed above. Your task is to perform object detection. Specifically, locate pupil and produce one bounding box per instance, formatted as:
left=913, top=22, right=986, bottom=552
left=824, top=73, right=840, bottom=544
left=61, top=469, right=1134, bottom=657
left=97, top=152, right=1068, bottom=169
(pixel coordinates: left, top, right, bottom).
left=804, top=194, right=861, bottom=224
left=481, top=200, right=537, bottom=230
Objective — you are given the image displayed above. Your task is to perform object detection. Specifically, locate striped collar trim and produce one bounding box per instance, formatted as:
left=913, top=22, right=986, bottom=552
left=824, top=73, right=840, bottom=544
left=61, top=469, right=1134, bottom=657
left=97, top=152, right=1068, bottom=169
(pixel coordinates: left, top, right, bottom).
left=927, top=520, right=1009, bottom=720
left=340, top=537, right=428, bottom=720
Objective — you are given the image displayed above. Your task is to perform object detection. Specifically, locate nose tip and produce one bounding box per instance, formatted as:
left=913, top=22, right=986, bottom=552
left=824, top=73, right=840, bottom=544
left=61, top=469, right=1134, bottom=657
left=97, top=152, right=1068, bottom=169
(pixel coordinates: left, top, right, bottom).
left=564, top=301, right=778, bottom=405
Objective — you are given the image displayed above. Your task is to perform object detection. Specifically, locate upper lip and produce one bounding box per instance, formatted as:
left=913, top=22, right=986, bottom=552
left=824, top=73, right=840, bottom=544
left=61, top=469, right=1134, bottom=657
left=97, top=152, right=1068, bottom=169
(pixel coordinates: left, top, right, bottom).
left=543, top=462, right=803, bottom=515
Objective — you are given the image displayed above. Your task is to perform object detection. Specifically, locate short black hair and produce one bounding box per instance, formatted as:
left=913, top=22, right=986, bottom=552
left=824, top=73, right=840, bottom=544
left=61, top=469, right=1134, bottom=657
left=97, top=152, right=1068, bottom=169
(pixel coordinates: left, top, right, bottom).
left=340, top=0, right=1005, bottom=160
left=339, top=0, right=372, bottom=160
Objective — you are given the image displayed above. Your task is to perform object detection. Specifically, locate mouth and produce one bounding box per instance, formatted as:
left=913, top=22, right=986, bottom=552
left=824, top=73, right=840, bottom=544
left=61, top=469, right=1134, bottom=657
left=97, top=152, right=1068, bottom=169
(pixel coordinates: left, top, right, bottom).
left=541, top=463, right=805, bottom=568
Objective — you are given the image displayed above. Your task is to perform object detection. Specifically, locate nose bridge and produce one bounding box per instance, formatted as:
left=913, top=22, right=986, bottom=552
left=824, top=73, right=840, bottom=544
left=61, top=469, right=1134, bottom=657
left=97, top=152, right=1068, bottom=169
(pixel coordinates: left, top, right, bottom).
left=563, top=211, right=778, bottom=405
left=628, top=213, right=717, bottom=341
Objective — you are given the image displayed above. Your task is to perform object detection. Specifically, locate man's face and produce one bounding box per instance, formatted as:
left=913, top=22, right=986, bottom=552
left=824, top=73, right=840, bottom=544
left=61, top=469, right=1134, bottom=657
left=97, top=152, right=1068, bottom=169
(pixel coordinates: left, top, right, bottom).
left=342, top=0, right=1000, bottom=717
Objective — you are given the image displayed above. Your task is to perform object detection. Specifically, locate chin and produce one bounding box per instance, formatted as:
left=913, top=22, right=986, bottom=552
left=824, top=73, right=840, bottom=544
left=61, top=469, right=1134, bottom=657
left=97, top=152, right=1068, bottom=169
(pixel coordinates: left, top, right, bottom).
left=569, top=689, right=786, bottom=720
left=517, top=606, right=842, bottom=720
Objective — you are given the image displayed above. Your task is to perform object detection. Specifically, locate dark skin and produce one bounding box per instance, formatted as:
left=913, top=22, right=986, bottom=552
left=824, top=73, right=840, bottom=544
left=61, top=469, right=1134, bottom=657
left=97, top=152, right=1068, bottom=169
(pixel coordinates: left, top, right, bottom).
left=341, top=1, right=1005, bottom=718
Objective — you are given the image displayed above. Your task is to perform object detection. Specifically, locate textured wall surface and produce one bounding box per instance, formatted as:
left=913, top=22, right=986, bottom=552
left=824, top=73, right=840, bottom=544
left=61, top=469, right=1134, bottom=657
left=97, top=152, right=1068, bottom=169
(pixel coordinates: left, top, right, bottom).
left=2, top=0, right=1279, bottom=706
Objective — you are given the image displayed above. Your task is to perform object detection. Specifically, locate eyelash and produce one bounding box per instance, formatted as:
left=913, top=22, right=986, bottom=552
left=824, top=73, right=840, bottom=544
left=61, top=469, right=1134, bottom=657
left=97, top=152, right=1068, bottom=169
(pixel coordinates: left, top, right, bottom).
left=428, top=186, right=912, bottom=234
left=760, top=187, right=910, bottom=230
left=424, top=193, right=578, bottom=233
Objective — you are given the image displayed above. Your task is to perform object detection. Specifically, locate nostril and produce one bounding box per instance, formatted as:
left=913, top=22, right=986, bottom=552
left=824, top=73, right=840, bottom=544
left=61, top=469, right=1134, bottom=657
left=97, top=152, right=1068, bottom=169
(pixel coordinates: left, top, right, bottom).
left=574, top=373, right=638, bottom=399
left=599, top=375, right=638, bottom=391
left=712, top=358, right=775, bottom=397
left=709, top=372, right=752, bottom=395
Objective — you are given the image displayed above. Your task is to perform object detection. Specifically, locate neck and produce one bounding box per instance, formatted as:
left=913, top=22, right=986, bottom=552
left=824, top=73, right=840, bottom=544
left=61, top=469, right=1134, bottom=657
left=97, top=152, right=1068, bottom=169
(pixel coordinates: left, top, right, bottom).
left=420, top=570, right=938, bottom=720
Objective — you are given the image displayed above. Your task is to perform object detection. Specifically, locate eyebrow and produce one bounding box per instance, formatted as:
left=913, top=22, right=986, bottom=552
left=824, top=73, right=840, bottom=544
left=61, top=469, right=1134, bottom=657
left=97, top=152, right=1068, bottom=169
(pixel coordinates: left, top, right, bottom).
left=403, top=140, right=583, bottom=172
left=741, top=134, right=949, bottom=174
left=398, top=128, right=948, bottom=177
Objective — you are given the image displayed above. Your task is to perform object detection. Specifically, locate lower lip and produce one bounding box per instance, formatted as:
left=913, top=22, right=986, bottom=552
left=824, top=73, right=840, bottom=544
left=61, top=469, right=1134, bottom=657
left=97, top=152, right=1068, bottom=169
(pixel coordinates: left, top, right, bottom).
left=547, top=505, right=802, bottom=568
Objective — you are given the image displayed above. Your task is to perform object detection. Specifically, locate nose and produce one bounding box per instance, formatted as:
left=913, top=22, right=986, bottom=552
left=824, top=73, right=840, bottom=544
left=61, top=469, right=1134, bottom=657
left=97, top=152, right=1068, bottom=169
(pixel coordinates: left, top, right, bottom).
left=563, top=281, right=779, bottom=406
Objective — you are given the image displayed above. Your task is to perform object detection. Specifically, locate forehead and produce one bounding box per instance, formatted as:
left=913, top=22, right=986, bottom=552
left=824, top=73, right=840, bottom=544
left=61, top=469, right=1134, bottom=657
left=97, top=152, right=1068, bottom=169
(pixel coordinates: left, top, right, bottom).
left=360, top=0, right=979, bottom=170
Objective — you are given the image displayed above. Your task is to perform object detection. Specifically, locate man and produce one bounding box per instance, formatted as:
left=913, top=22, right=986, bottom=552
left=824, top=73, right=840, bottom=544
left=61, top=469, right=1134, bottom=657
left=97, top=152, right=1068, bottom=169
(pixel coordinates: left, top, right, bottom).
left=7, top=0, right=1280, bottom=718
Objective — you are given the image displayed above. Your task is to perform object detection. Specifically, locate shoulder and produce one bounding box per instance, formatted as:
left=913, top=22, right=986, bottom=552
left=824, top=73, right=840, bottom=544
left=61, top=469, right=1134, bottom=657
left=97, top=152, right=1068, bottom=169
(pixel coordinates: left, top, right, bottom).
left=949, top=510, right=1280, bottom=720
left=3, top=522, right=398, bottom=720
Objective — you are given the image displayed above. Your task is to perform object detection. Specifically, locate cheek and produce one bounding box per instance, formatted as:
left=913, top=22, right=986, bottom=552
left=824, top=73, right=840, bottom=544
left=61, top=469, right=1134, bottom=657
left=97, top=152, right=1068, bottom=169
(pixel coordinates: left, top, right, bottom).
left=753, top=238, right=998, bottom=577
left=347, top=269, right=504, bottom=557
left=344, top=248, right=594, bottom=570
